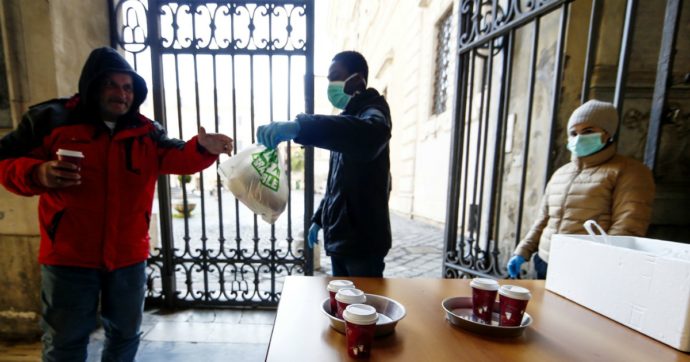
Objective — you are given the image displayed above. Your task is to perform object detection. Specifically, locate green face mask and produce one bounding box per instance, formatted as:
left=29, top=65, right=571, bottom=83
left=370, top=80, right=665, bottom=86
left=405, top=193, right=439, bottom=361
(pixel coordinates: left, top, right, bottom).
left=327, top=73, right=358, bottom=110
left=567, top=133, right=606, bottom=157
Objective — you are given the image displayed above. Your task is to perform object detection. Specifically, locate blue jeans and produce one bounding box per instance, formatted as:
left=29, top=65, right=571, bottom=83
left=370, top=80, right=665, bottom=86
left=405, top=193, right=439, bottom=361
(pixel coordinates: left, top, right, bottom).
left=533, top=254, right=548, bottom=280
left=331, top=255, right=386, bottom=277
left=40, top=262, right=147, bottom=362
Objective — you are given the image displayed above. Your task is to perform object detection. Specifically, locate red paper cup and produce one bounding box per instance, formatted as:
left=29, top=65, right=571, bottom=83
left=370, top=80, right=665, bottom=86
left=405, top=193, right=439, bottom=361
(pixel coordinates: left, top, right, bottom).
left=327, top=280, right=354, bottom=316
left=56, top=149, right=84, bottom=169
left=498, top=285, right=532, bottom=327
left=343, top=304, right=378, bottom=359
left=335, top=288, right=366, bottom=319
left=470, top=278, right=499, bottom=324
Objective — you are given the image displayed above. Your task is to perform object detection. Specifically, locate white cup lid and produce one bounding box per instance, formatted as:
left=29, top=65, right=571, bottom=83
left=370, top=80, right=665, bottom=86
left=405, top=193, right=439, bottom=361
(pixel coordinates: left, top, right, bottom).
left=343, top=304, right=378, bottom=325
left=56, top=149, right=84, bottom=158
left=470, top=277, right=499, bottom=291
left=498, top=285, right=532, bottom=300
left=335, top=288, right=366, bottom=304
left=327, top=280, right=354, bottom=292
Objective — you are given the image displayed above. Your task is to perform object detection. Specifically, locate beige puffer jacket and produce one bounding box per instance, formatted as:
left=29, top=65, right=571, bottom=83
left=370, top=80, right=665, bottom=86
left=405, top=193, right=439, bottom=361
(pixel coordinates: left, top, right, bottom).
left=514, top=144, right=655, bottom=263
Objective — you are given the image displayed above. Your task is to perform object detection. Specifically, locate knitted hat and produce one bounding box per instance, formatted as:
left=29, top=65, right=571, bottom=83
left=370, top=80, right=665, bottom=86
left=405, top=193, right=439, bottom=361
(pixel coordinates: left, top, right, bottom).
left=567, top=100, right=619, bottom=137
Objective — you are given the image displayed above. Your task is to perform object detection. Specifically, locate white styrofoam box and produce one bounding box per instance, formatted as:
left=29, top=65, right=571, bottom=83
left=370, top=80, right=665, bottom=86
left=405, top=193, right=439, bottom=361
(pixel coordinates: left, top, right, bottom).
left=545, top=234, right=690, bottom=352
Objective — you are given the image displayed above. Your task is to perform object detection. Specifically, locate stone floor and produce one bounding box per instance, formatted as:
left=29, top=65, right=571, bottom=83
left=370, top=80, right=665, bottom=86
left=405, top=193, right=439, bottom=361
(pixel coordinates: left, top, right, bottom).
left=0, top=211, right=445, bottom=361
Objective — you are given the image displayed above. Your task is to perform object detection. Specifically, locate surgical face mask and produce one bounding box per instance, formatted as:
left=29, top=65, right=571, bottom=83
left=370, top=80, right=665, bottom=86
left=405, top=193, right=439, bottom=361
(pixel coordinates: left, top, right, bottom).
left=567, top=133, right=606, bottom=157
left=327, top=73, right=358, bottom=109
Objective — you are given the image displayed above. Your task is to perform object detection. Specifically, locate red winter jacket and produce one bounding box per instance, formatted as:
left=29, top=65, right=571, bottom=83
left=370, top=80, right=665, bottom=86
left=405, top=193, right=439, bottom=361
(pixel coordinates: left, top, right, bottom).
left=0, top=47, right=217, bottom=270
left=0, top=100, right=216, bottom=270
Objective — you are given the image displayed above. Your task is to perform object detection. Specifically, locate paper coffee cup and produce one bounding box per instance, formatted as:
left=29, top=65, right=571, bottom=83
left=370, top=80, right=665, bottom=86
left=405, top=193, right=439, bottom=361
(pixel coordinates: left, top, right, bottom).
left=56, top=149, right=85, bottom=168
left=343, top=304, right=378, bottom=359
left=327, top=280, right=354, bottom=316
left=470, top=278, right=499, bottom=324
left=335, top=288, right=366, bottom=319
left=470, top=278, right=499, bottom=291
left=498, top=285, right=531, bottom=327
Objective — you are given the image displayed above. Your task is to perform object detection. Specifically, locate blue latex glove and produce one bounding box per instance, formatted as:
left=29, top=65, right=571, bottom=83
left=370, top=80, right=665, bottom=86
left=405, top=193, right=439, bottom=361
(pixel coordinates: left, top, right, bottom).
left=307, top=223, right=321, bottom=248
left=507, top=255, right=526, bottom=278
left=256, top=121, right=300, bottom=149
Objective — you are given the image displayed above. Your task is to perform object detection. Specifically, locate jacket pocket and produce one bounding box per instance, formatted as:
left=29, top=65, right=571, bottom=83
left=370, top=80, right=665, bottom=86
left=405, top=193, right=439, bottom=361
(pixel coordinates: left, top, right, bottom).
left=325, top=198, right=354, bottom=241
left=47, top=209, right=65, bottom=242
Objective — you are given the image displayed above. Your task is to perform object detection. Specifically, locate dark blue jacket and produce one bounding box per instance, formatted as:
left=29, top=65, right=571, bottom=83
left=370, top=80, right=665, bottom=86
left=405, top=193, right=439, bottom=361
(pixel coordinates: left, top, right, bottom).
left=295, top=89, right=392, bottom=257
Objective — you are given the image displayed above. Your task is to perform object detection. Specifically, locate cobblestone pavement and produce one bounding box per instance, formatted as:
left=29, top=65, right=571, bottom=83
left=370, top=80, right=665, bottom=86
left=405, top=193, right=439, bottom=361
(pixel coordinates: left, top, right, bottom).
left=313, top=211, right=445, bottom=278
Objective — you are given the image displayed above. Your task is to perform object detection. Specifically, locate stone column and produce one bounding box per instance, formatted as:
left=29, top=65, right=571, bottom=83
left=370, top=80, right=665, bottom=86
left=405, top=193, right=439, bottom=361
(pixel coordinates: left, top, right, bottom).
left=0, top=0, right=109, bottom=340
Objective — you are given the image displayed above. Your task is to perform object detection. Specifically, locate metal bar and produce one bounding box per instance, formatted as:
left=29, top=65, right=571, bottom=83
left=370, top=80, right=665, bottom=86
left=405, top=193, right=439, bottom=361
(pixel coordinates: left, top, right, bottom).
left=175, top=54, right=192, bottom=255
left=515, top=18, right=540, bottom=246
left=458, top=0, right=568, bottom=54
left=146, top=0, right=177, bottom=308
left=444, top=263, right=497, bottom=280
left=645, top=0, right=682, bottom=170
left=269, top=36, right=277, bottom=300
left=581, top=0, right=602, bottom=103
left=471, top=48, right=488, bottom=261
left=477, top=41, right=496, bottom=268
left=188, top=6, right=210, bottom=300
left=155, top=48, right=307, bottom=56
left=488, top=31, right=515, bottom=275
left=544, top=3, right=569, bottom=183
left=229, top=7, right=242, bottom=253
left=442, top=50, right=469, bottom=271
left=443, top=0, right=472, bottom=276
left=108, top=0, right=118, bottom=48
left=286, top=54, right=294, bottom=255
left=303, top=0, right=315, bottom=276
left=212, top=54, right=226, bottom=256
left=250, top=54, right=260, bottom=250
left=613, top=0, right=638, bottom=125
left=459, top=53, right=476, bottom=262
left=157, top=0, right=309, bottom=6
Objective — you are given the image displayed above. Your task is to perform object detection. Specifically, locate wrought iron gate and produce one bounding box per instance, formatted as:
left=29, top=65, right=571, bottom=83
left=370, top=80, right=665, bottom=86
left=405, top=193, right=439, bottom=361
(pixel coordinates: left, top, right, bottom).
left=109, top=0, right=315, bottom=307
left=442, top=0, right=684, bottom=278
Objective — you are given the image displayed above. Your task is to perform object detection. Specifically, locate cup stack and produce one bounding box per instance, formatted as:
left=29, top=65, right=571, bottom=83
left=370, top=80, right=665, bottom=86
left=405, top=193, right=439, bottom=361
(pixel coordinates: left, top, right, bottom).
left=327, top=280, right=354, bottom=316
left=335, top=288, right=366, bottom=319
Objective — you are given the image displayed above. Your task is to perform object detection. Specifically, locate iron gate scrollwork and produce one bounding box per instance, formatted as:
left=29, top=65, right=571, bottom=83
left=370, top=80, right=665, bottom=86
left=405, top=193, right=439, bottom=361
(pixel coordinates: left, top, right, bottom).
left=109, top=0, right=315, bottom=307
left=443, top=0, right=682, bottom=279
left=443, top=0, right=570, bottom=279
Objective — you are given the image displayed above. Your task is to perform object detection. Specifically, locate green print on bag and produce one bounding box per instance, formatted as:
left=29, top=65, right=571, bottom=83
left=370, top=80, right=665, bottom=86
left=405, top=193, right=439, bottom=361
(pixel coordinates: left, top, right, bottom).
left=251, top=148, right=281, bottom=192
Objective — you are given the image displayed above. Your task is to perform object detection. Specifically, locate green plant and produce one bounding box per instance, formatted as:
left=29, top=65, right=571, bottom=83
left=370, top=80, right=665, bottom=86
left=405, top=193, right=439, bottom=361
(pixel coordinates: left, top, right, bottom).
left=178, top=174, right=192, bottom=184
left=290, top=148, right=304, bottom=172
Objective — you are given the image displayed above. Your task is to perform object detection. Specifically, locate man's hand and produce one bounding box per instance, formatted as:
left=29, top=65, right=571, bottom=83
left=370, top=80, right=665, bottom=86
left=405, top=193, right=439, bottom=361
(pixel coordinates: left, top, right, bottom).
left=307, top=222, right=321, bottom=248
left=35, top=160, right=81, bottom=188
left=256, top=121, right=300, bottom=149
left=198, top=126, right=233, bottom=155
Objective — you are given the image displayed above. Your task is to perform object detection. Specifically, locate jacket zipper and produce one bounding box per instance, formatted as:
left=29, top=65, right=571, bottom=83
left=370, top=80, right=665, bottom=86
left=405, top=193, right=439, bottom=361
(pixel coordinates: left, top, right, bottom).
left=101, top=135, right=113, bottom=268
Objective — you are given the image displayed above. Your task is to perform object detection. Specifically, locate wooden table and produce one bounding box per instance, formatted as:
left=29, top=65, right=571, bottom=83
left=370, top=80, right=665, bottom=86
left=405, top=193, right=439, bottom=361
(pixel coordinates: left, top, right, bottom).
left=266, top=276, right=690, bottom=361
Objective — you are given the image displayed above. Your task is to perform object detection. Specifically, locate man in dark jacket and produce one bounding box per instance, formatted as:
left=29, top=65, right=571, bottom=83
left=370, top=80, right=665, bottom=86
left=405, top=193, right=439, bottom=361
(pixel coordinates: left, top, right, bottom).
left=0, top=47, right=233, bottom=361
left=257, top=51, right=392, bottom=277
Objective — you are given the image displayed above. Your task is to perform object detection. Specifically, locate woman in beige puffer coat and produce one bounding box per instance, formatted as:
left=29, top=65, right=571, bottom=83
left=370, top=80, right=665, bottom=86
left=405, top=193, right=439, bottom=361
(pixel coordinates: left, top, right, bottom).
left=507, top=100, right=655, bottom=279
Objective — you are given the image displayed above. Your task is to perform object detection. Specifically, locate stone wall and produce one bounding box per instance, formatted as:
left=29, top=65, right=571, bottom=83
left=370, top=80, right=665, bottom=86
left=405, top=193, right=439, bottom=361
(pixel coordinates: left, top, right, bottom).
left=324, top=0, right=690, bottom=260
left=325, top=0, right=456, bottom=224
left=0, top=0, right=109, bottom=341
left=585, top=0, right=690, bottom=242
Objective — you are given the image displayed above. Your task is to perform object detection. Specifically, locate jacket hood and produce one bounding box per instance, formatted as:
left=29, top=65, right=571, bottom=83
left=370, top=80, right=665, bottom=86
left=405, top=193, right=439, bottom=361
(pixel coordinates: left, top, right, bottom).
left=78, top=47, right=148, bottom=113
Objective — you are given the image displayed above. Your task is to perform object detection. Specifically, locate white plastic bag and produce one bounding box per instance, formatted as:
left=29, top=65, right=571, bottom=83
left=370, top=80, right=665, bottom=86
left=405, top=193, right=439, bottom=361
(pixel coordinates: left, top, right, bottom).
left=217, top=144, right=288, bottom=224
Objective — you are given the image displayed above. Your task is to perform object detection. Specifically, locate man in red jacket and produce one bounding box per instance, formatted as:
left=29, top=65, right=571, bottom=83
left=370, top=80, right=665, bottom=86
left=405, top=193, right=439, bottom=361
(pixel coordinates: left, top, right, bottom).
left=0, top=47, right=233, bottom=361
